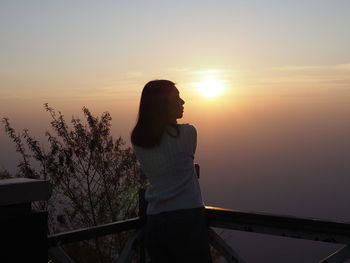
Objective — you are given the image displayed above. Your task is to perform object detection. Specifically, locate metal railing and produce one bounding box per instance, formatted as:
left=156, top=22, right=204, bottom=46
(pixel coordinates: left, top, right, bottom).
left=48, top=203, right=350, bottom=263
left=47, top=165, right=350, bottom=263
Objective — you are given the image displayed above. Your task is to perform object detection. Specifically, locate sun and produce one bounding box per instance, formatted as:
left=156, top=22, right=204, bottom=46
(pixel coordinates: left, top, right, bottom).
left=195, top=79, right=225, bottom=98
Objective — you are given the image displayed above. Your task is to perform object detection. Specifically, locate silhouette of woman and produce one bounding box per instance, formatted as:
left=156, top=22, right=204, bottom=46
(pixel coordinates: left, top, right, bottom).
left=131, top=80, right=212, bottom=263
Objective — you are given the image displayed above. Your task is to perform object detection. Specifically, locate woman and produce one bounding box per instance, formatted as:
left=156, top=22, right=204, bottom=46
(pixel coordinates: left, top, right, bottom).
left=131, top=80, right=212, bottom=263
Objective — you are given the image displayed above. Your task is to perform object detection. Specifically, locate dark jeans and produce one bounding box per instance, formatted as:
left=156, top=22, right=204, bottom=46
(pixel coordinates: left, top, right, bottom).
left=146, top=207, right=212, bottom=263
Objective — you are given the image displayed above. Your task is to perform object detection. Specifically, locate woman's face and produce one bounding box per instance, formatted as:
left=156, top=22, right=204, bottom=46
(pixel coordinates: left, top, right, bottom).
left=167, top=87, right=185, bottom=122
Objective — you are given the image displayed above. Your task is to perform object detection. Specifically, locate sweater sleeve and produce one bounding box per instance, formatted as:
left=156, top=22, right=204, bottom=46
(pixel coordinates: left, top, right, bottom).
left=192, top=125, right=197, bottom=155
left=184, top=124, right=197, bottom=158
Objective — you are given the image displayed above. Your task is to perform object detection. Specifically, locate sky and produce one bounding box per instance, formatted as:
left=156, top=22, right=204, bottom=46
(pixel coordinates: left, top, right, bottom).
left=1, top=1, right=350, bottom=262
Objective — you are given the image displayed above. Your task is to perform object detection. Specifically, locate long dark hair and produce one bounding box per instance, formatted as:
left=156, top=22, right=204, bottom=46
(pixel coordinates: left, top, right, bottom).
left=131, top=80, right=180, bottom=148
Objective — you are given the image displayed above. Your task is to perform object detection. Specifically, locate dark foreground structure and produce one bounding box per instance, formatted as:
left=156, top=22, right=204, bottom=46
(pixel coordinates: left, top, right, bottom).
left=1, top=173, right=350, bottom=263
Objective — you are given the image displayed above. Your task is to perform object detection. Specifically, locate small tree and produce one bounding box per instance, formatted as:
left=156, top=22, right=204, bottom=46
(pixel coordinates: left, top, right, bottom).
left=2, top=104, right=143, bottom=262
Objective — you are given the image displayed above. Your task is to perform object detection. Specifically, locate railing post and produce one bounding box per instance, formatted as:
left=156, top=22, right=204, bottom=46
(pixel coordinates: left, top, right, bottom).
left=0, top=178, right=50, bottom=262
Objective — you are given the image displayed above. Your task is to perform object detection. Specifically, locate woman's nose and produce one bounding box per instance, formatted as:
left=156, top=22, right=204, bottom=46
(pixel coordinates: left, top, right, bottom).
left=180, top=98, right=185, bottom=105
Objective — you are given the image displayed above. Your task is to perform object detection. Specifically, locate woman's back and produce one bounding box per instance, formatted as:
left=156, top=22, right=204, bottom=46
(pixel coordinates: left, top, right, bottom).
left=133, top=124, right=204, bottom=215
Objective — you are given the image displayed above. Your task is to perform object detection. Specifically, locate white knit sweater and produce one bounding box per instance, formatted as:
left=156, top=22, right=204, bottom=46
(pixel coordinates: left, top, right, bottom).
left=132, top=124, right=204, bottom=215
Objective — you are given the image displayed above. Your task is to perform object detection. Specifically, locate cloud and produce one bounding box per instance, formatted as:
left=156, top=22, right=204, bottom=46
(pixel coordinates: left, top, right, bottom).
left=269, top=63, right=350, bottom=72
left=257, top=63, right=350, bottom=87
left=334, top=64, right=350, bottom=71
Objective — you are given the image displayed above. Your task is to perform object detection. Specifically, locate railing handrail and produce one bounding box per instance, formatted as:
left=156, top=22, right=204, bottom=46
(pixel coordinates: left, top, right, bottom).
left=206, top=206, right=350, bottom=245
left=48, top=217, right=142, bottom=247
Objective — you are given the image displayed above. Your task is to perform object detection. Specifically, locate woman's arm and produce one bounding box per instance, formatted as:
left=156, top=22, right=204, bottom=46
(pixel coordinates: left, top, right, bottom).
left=192, top=125, right=197, bottom=155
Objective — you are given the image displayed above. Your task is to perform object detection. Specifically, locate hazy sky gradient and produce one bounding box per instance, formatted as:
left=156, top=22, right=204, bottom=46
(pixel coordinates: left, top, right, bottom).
left=1, top=1, right=350, bottom=262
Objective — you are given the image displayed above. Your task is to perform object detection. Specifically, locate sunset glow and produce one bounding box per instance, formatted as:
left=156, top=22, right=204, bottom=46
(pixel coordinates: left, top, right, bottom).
left=195, top=79, right=225, bottom=97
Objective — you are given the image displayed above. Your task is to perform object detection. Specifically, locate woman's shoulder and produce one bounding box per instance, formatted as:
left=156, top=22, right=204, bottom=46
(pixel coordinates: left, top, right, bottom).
left=178, top=124, right=197, bottom=139
left=179, top=123, right=196, bottom=132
